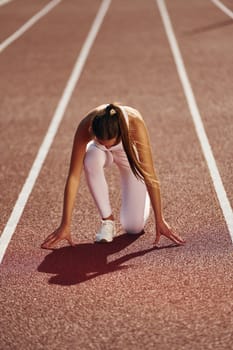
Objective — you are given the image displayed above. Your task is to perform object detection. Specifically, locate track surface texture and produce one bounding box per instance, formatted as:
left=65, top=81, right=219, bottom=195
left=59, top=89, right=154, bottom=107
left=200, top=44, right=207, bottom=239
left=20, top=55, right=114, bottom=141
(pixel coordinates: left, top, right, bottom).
left=0, top=1, right=232, bottom=349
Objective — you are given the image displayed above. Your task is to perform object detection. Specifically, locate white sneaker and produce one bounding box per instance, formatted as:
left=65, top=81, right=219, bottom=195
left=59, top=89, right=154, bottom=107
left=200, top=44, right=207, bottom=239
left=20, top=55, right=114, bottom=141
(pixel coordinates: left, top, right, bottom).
left=95, top=220, right=116, bottom=243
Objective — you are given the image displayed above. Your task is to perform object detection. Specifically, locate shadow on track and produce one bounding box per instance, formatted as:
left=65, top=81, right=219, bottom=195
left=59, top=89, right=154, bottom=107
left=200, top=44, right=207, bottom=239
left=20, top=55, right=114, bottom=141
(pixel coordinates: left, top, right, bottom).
left=185, top=19, right=233, bottom=36
left=38, top=233, right=176, bottom=286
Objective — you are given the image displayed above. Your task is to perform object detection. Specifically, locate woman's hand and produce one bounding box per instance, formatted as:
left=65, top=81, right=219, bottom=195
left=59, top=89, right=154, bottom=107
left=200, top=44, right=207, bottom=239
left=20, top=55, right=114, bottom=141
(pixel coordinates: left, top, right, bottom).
left=154, top=219, right=185, bottom=246
left=41, top=225, right=75, bottom=249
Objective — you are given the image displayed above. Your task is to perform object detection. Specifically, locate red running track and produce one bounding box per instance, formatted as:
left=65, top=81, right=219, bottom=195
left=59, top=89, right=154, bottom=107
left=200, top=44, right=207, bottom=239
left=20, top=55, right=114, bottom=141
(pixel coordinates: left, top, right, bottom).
left=0, top=0, right=233, bottom=349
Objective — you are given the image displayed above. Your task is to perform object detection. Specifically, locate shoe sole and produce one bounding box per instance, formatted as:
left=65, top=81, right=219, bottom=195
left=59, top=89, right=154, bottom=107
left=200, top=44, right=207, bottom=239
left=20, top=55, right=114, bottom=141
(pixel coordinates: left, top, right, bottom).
left=95, top=238, right=113, bottom=243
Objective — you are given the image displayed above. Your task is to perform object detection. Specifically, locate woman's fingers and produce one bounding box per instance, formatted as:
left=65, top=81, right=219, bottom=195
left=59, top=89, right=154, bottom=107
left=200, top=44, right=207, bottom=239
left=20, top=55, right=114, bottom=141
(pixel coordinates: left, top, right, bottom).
left=154, top=226, right=185, bottom=246
left=41, top=235, right=59, bottom=249
left=41, top=230, right=74, bottom=249
left=41, top=230, right=57, bottom=245
left=41, top=235, right=57, bottom=248
left=168, top=229, right=186, bottom=244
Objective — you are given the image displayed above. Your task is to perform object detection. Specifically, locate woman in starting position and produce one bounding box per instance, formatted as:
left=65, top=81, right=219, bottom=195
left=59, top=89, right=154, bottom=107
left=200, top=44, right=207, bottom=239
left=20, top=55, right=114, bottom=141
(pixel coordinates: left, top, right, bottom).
left=41, top=103, right=185, bottom=248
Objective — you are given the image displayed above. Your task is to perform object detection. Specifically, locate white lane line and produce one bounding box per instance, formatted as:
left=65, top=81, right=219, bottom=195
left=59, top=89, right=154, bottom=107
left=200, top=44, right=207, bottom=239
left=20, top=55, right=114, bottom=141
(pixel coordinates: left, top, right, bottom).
left=0, top=0, right=14, bottom=6
left=0, top=0, right=112, bottom=264
left=156, top=0, right=233, bottom=242
left=0, top=0, right=62, bottom=53
left=210, top=0, right=233, bottom=20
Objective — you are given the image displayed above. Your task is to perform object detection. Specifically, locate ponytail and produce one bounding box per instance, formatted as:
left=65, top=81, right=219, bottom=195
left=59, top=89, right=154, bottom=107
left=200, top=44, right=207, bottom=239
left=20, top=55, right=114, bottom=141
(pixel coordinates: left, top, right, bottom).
left=108, top=103, right=146, bottom=181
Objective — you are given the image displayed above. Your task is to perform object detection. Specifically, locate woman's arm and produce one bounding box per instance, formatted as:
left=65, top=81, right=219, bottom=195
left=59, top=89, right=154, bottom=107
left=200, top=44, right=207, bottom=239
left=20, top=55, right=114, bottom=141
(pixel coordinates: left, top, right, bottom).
left=61, top=119, right=92, bottom=226
left=131, top=117, right=163, bottom=219
left=41, top=115, right=93, bottom=249
left=131, top=115, right=185, bottom=246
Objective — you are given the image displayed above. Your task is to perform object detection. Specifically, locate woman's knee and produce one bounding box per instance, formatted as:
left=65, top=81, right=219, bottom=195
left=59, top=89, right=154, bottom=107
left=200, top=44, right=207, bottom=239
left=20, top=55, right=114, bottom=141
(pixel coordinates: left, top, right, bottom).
left=120, top=217, right=145, bottom=234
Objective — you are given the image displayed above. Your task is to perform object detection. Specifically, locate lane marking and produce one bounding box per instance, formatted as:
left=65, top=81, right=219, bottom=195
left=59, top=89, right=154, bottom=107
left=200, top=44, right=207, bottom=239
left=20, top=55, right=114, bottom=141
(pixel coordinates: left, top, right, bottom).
left=156, top=0, right=233, bottom=242
left=0, top=0, right=14, bottom=6
left=0, top=0, right=62, bottom=53
left=0, top=0, right=112, bottom=264
left=210, top=0, right=233, bottom=19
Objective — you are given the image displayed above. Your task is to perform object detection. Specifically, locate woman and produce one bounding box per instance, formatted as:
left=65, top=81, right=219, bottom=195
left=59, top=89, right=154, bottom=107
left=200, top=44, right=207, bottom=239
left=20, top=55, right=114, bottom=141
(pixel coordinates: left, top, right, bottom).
left=41, top=103, right=185, bottom=248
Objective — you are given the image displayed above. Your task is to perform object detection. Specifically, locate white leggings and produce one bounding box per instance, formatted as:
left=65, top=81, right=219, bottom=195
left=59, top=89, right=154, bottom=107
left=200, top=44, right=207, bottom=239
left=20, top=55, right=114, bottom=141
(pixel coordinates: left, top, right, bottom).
left=83, top=141, right=150, bottom=234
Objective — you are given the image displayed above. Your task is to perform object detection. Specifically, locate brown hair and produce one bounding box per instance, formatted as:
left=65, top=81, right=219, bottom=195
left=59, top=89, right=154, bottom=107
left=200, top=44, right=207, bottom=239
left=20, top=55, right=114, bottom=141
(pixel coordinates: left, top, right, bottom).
left=92, top=103, right=146, bottom=181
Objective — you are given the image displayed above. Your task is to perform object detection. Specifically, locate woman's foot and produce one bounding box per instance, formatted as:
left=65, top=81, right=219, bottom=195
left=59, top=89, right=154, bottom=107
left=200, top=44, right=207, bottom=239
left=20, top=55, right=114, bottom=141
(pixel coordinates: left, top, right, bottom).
left=95, top=220, right=116, bottom=243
